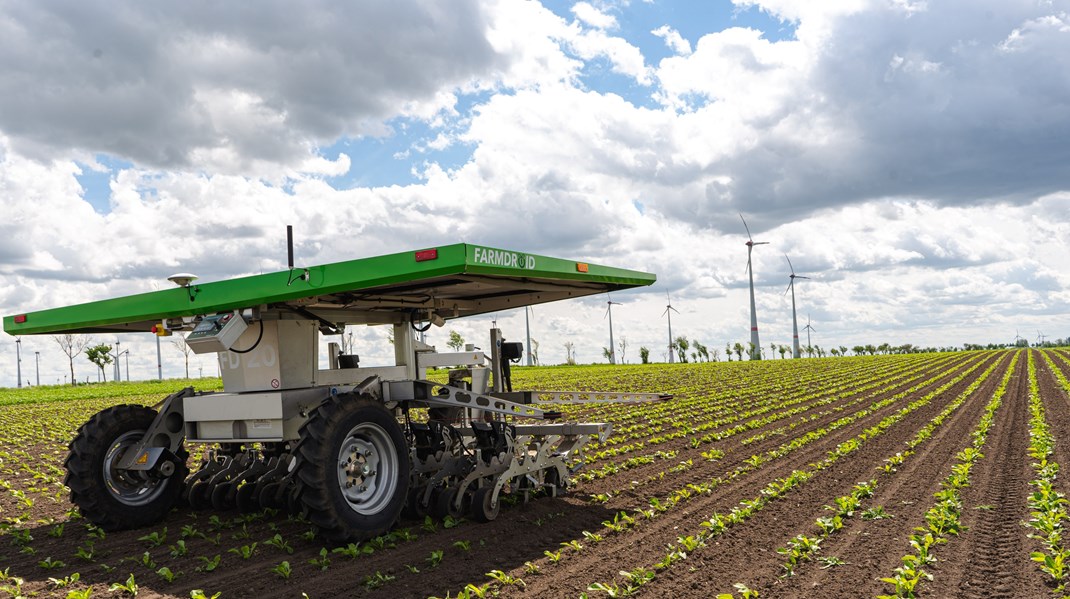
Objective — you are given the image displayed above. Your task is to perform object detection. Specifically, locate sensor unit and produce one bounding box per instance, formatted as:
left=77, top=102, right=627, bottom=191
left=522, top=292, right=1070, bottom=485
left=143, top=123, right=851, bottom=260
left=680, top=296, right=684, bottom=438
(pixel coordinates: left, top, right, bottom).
left=185, top=312, right=249, bottom=354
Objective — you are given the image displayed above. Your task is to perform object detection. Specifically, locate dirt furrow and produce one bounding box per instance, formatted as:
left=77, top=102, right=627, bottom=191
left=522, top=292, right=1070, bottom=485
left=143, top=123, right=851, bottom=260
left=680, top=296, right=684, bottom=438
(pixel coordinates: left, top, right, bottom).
left=919, top=350, right=1041, bottom=598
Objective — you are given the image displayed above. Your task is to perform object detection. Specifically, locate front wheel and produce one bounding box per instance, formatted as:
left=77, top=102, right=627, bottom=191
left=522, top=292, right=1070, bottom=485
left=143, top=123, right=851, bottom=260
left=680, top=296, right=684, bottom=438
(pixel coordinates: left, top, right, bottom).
left=64, top=405, right=188, bottom=530
left=294, top=395, right=409, bottom=544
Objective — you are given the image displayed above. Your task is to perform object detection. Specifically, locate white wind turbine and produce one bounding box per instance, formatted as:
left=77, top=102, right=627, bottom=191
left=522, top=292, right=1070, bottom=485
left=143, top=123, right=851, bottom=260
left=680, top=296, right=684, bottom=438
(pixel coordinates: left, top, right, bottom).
left=803, top=314, right=816, bottom=356
left=741, top=214, right=768, bottom=360
left=605, top=297, right=622, bottom=364
left=663, top=293, right=680, bottom=363
left=784, top=255, right=809, bottom=359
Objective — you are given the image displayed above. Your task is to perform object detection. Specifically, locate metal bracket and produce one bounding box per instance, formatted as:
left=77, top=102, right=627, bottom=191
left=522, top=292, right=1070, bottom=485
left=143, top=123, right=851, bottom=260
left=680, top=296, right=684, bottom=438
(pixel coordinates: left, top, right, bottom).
left=412, top=380, right=548, bottom=420
left=117, top=386, right=195, bottom=470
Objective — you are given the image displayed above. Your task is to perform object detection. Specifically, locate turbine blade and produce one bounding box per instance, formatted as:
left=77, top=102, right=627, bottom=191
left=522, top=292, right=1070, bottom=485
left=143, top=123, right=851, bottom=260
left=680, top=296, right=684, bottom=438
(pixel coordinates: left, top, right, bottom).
left=785, top=254, right=795, bottom=274
left=670, top=306, right=680, bottom=314
left=784, top=280, right=792, bottom=296
left=797, top=276, right=810, bottom=280
left=739, top=213, right=753, bottom=241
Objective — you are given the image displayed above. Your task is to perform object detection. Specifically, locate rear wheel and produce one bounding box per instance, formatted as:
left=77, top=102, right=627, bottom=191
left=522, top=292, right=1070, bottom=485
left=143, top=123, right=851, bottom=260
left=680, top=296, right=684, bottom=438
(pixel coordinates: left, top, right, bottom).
left=294, top=395, right=409, bottom=544
left=470, top=486, right=499, bottom=523
left=64, top=405, right=188, bottom=530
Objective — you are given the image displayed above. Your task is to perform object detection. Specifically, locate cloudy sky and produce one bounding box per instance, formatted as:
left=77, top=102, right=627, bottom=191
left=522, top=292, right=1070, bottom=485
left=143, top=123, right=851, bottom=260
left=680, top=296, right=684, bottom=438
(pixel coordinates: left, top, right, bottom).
left=2, top=0, right=1068, bottom=386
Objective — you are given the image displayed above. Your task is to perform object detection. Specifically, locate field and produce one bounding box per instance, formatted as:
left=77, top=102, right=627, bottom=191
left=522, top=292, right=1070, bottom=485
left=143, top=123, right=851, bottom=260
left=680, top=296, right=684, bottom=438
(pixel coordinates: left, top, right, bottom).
left=3, top=349, right=1070, bottom=598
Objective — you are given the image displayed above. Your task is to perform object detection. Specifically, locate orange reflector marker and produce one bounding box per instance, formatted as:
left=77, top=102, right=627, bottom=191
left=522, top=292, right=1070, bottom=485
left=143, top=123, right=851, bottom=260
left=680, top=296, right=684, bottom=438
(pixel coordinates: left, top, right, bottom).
left=13, top=314, right=26, bottom=323
left=576, top=262, right=589, bottom=273
left=415, top=249, right=438, bottom=262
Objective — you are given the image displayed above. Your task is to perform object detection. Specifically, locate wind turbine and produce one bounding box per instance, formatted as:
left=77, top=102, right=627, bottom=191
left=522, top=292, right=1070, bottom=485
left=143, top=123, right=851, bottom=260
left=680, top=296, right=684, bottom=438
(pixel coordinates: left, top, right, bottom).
left=1037, top=330, right=1047, bottom=347
left=784, top=255, right=809, bottom=359
left=605, top=297, right=622, bottom=364
left=1014, top=329, right=1024, bottom=346
left=803, top=314, right=816, bottom=355
left=663, top=293, right=680, bottom=363
left=741, top=214, right=768, bottom=360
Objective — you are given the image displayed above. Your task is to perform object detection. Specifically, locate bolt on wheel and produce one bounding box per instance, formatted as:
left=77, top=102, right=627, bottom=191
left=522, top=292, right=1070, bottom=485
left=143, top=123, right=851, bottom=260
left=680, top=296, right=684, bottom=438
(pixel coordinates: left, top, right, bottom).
left=337, top=422, right=400, bottom=516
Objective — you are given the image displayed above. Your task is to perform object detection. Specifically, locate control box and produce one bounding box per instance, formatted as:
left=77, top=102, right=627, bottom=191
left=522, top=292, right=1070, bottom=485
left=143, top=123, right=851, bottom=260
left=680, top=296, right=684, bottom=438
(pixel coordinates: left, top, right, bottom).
left=186, top=312, right=249, bottom=354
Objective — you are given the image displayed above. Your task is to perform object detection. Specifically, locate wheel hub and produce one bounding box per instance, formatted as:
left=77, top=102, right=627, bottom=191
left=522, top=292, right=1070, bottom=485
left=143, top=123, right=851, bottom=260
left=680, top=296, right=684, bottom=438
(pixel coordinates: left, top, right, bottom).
left=336, top=422, right=399, bottom=515
left=103, top=431, right=168, bottom=507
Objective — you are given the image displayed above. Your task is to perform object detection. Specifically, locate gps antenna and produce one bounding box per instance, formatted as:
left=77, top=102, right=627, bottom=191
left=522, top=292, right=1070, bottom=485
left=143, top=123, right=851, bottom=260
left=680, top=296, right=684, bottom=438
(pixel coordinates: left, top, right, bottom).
left=287, top=225, right=294, bottom=269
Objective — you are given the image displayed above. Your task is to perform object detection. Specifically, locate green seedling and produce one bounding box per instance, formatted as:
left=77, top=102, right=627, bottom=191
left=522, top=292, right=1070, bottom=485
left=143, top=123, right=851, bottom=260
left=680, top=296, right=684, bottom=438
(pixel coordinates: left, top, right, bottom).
left=272, top=561, right=293, bottom=580
left=308, top=547, right=331, bottom=571
left=197, top=554, right=221, bottom=573
left=108, top=573, right=139, bottom=597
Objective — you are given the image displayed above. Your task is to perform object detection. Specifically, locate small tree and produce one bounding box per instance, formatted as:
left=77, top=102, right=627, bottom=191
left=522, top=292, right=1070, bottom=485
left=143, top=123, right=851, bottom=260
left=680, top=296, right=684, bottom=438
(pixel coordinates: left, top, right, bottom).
left=617, top=336, right=627, bottom=364
left=531, top=339, right=540, bottom=366
left=839, top=346, right=848, bottom=357
left=852, top=345, right=865, bottom=356
left=85, top=344, right=113, bottom=382
left=725, top=343, right=732, bottom=362
left=447, top=330, right=464, bottom=352
left=778, top=344, right=788, bottom=359
left=674, top=336, right=689, bottom=363
left=639, top=346, right=650, bottom=364
left=54, top=334, right=91, bottom=386
left=747, top=341, right=757, bottom=361
left=173, top=334, right=192, bottom=379
left=693, top=341, right=709, bottom=362
left=602, top=347, right=613, bottom=363
left=711, top=348, right=720, bottom=362
left=733, top=342, right=744, bottom=361
left=564, top=342, right=576, bottom=365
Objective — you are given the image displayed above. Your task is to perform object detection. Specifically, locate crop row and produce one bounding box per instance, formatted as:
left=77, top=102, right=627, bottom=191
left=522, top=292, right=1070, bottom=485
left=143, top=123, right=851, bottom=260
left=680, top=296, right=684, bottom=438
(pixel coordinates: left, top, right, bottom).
left=486, top=353, right=996, bottom=597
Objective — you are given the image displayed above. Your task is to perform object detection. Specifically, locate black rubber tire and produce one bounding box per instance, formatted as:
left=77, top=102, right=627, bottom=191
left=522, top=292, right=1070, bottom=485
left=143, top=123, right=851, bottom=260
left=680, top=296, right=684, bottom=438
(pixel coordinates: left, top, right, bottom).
left=235, top=483, right=259, bottom=513
left=187, top=480, right=213, bottom=510
left=432, top=487, right=464, bottom=521
left=64, top=404, right=188, bottom=531
left=545, top=467, right=564, bottom=496
left=470, top=486, right=499, bottom=523
left=293, top=395, right=409, bottom=544
left=211, top=482, right=237, bottom=511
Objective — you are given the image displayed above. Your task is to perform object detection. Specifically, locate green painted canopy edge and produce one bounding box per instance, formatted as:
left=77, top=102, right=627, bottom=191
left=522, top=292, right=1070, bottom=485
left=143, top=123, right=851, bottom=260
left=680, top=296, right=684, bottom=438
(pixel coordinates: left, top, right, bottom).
left=4, top=243, right=656, bottom=335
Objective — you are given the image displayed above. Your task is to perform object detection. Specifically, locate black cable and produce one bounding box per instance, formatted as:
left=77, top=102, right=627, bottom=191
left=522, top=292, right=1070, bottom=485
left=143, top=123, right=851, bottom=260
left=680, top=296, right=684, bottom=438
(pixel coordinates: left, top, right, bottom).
left=411, top=320, right=433, bottom=333
left=230, top=320, right=264, bottom=354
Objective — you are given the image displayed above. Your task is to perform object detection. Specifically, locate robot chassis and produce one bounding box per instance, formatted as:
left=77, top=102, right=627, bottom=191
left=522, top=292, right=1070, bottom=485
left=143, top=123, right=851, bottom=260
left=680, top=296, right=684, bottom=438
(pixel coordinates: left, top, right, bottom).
left=13, top=244, right=668, bottom=543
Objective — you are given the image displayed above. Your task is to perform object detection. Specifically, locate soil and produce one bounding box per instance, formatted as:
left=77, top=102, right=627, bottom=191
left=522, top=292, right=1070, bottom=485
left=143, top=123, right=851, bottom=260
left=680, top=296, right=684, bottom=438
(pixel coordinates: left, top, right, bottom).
left=2, top=351, right=1066, bottom=598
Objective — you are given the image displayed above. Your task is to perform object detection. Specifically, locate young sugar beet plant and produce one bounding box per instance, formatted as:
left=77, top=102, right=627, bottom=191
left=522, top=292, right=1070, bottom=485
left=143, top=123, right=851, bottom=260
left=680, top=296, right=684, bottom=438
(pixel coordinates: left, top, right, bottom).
left=1025, top=352, right=1070, bottom=594
left=879, top=352, right=1017, bottom=598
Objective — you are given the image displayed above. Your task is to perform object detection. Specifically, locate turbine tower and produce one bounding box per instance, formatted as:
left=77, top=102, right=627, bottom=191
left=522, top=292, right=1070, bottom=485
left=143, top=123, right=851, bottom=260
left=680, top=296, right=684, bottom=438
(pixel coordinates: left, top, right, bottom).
left=663, top=293, right=680, bottom=363
left=803, top=314, right=816, bottom=355
left=524, top=306, right=533, bottom=366
left=741, top=214, right=768, bottom=360
left=605, top=297, right=622, bottom=364
left=784, top=254, right=809, bottom=359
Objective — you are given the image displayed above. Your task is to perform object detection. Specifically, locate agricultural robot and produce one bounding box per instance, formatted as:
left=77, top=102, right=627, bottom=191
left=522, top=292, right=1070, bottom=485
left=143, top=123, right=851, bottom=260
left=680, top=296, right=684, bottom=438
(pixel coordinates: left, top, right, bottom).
left=4, top=243, right=668, bottom=543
